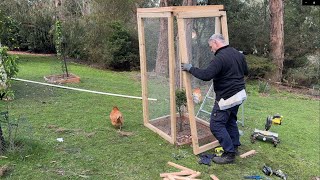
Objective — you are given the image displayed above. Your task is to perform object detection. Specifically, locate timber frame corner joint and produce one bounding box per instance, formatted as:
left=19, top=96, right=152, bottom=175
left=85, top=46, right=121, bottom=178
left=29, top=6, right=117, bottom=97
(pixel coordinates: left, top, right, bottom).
left=137, top=5, right=229, bottom=155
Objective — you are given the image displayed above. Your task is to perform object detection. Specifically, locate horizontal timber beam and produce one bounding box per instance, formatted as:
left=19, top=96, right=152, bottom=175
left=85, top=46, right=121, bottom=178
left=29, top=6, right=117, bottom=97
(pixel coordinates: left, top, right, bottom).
left=137, top=5, right=224, bottom=13
left=175, top=10, right=222, bottom=18
left=138, top=12, right=172, bottom=18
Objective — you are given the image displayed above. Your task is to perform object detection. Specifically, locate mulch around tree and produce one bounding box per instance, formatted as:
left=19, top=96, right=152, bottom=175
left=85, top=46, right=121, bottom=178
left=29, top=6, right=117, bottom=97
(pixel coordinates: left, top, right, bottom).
left=44, top=74, right=80, bottom=84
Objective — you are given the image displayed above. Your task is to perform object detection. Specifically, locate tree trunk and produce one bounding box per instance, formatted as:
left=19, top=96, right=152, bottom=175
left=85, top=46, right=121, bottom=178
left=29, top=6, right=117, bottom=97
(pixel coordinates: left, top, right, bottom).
left=269, top=0, right=284, bottom=82
left=54, top=0, right=64, bottom=20
left=155, top=0, right=169, bottom=76
left=0, top=43, right=8, bottom=93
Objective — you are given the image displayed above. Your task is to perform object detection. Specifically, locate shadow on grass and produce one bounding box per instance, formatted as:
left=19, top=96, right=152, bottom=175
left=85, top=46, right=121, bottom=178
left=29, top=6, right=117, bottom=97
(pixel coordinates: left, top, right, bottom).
left=12, top=81, right=58, bottom=101
left=4, top=138, right=44, bottom=161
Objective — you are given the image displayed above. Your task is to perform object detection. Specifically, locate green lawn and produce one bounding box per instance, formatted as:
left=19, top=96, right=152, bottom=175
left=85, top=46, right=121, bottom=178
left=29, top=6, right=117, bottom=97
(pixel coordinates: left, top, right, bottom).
left=0, top=55, right=319, bottom=179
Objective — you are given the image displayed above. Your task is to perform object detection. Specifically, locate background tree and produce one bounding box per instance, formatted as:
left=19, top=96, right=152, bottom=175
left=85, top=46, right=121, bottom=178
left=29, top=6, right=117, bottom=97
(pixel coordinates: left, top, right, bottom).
left=155, top=0, right=170, bottom=76
left=268, top=0, right=284, bottom=82
left=282, top=0, right=319, bottom=86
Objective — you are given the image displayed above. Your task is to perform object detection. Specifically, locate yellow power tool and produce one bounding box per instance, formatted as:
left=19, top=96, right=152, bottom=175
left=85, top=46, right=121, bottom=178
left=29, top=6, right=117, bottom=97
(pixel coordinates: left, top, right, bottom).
left=265, top=114, right=283, bottom=131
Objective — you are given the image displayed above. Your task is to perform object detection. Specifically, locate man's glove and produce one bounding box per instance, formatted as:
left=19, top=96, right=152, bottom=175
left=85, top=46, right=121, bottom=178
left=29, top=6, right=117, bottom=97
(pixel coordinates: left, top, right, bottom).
left=181, top=63, right=192, bottom=72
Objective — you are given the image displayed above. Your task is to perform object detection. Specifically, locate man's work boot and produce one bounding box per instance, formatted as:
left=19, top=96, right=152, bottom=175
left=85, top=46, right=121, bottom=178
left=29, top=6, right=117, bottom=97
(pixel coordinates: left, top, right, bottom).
left=235, top=147, right=239, bottom=156
left=212, top=152, right=235, bottom=164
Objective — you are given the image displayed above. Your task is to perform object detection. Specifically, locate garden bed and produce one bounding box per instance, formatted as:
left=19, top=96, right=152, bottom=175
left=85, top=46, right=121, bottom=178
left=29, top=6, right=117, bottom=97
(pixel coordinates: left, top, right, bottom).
left=149, top=116, right=215, bottom=146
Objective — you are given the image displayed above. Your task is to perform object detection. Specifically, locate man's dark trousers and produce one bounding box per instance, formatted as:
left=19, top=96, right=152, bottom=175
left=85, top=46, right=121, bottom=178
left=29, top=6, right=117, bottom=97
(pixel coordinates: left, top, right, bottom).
left=210, top=102, right=241, bottom=153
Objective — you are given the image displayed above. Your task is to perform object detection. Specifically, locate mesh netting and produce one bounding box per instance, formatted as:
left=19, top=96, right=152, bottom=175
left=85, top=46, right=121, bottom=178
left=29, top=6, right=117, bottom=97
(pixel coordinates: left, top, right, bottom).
left=184, top=17, right=217, bottom=146
left=144, top=18, right=171, bottom=121
left=0, top=110, right=34, bottom=154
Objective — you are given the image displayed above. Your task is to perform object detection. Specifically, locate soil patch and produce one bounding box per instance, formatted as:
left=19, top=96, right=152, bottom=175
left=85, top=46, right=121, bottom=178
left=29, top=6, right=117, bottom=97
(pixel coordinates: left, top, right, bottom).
left=0, top=165, right=11, bottom=177
left=150, top=116, right=215, bottom=146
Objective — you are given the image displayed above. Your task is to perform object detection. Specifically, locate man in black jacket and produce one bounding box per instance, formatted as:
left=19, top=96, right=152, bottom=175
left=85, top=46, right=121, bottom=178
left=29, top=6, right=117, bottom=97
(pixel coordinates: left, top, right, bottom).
left=181, top=34, right=248, bottom=164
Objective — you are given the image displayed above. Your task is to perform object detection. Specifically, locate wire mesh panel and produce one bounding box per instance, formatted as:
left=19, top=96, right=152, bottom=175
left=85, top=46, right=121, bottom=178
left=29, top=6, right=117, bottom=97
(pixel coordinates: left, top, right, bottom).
left=190, top=17, right=216, bottom=121
left=181, top=17, right=217, bottom=147
left=144, top=18, right=171, bottom=120
left=139, top=16, right=176, bottom=144
left=0, top=102, right=34, bottom=154
left=177, top=10, right=227, bottom=154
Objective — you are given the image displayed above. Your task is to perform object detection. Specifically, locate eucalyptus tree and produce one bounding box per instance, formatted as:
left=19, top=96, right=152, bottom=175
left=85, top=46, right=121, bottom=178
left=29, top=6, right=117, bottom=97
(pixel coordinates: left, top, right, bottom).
left=268, top=0, right=284, bottom=82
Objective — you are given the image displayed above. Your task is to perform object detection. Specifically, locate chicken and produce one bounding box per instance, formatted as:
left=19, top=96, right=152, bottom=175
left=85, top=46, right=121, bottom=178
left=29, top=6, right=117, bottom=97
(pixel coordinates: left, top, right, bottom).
left=192, top=87, right=202, bottom=104
left=109, top=106, right=124, bottom=131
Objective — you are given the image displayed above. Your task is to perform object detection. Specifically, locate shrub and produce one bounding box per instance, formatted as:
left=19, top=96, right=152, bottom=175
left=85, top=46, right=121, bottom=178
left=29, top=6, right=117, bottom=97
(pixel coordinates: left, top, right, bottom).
left=258, top=80, right=270, bottom=94
left=62, top=18, right=88, bottom=60
left=284, top=56, right=308, bottom=69
left=176, top=89, right=187, bottom=132
left=0, top=12, right=22, bottom=50
left=283, top=67, right=319, bottom=87
left=245, top=55, right=274, bottom=79
left=283, top=54, right=319, bottom=87
left=22, top=13, right=55, bottom=53
left=107, top=21, right=139, bottom=71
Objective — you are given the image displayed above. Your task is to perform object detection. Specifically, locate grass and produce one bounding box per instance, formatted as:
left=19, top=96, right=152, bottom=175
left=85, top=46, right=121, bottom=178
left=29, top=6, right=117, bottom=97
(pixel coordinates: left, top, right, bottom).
left=0, top=55, right=319, bottom=179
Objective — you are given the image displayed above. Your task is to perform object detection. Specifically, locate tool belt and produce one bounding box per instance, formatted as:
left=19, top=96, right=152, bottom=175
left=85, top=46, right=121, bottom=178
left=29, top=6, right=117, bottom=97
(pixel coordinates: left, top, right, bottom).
left=218, top=89, right=247, bottom=110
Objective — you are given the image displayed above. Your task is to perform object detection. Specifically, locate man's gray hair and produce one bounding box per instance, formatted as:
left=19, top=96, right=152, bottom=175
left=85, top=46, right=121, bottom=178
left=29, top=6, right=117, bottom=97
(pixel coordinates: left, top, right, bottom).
left=209, top=34, right=226, bottom=43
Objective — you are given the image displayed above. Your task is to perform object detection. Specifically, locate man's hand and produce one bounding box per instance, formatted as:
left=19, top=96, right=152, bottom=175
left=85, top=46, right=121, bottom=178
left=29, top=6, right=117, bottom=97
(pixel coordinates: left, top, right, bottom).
left=181, top=63, right=192, bottom=72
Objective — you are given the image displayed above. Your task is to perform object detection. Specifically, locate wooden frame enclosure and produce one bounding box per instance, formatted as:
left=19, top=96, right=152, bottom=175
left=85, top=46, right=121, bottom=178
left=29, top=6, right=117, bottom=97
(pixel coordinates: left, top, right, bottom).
left=137, top=5, right=229, bottom=155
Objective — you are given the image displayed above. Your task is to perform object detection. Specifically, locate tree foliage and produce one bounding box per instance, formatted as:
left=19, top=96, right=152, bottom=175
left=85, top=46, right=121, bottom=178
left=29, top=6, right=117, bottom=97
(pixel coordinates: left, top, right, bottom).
left=0, top=45, right=19, bottom=99
left=207, top=0, right=319, bottom=86
left=0, top=0, right=318, bottom=85
left=245, top=55, right=274, bottom=79
left=107, top=21, right=139, bottom=70
left=0, top=11, right=21, bottom=50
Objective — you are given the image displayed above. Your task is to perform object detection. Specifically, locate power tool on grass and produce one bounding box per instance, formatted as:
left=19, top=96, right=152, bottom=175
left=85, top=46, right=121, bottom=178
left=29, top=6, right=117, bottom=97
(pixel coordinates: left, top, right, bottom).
left=262, top=165, right=287, bottom=180
left=251, top=114, right=283, bottom=147
left=214, top=146, right=224, bottom=156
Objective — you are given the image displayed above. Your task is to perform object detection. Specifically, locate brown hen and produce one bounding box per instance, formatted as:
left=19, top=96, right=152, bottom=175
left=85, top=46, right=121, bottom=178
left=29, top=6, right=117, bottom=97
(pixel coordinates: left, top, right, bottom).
left=192, top=87, right=202, bottom=104
left=109, top=106, right=124, bottom=131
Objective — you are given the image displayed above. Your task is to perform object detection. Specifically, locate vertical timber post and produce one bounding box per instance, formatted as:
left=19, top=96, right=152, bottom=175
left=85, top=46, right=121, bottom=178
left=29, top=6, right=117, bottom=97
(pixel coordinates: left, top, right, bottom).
left=168, top=13, right=177, bottom=144
left=137, top=15, right=150, bottom=126
left=177, top=18, right=200, bottom=154
left=215, top=17, right=221, bottom=34
left=220, top=12, right=229, bottom=44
